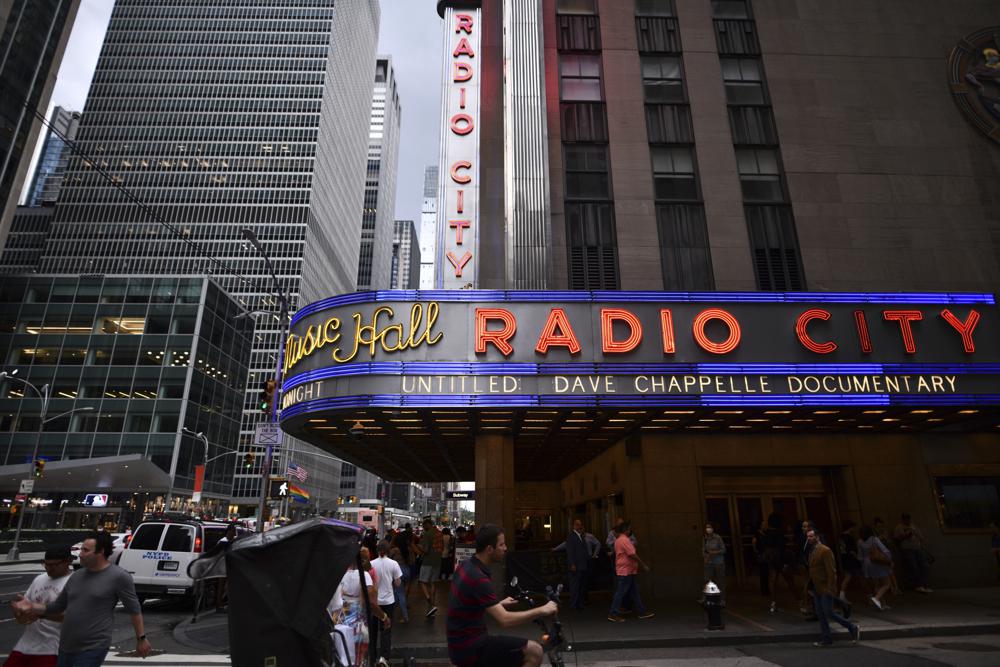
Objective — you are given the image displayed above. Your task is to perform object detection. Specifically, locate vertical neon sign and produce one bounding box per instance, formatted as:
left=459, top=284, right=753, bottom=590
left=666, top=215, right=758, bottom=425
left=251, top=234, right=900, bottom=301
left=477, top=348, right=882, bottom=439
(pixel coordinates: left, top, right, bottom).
left=437, top=3, right=481, bottom=288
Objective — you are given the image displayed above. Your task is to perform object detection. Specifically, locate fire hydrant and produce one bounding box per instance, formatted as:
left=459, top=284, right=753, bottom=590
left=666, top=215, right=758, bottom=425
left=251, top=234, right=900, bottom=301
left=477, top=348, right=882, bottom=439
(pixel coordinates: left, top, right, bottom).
left=701, top=581, right=725, bottom=630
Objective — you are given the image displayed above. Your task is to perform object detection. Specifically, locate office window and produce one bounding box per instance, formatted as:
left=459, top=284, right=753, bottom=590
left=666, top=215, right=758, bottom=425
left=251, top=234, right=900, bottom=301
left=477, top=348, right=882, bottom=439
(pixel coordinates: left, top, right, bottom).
left=720, top=58, right=766, bottom=105
left=641, top=56, right=685, bottom=103
left=565, top=145, right=611, bottom=199
left=745, top=205, right=804, bottom=291
left=736, top=148, right=783, bottom=201
left=657, top=204, right=714, bottom=290
left=560, top=55, right=603, bottom=101
left=636, top=0, right=676, bottom=16
left=651, top=147, right=698, bottom=200
left=557, top=0, right=597, bottom=14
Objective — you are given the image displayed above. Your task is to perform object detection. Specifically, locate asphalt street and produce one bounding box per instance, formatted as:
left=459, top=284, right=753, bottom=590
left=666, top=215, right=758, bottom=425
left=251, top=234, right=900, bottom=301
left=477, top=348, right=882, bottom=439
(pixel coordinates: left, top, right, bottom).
left=0, top=570, right=210, bottom=659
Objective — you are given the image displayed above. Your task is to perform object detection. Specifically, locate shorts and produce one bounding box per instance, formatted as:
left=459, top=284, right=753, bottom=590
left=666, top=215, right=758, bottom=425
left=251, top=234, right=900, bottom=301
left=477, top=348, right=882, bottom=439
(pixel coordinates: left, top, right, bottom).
left=477, top=635, right=529, bottom=667
left=418, top=564, right=437, bottom=583
left=4, top=652, right=57, bottom=667
left=450, top=635, right=527, bottom=667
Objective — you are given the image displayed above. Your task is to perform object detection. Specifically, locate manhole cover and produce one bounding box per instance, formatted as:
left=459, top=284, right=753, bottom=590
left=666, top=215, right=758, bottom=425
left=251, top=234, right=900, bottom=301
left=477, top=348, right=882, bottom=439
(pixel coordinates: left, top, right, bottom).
left=930, top=642, right=999, bottom=652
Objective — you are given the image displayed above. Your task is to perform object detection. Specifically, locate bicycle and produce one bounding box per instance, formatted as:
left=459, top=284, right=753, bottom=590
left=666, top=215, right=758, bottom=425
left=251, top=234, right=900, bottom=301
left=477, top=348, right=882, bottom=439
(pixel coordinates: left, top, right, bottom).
left=507, top=576, right=571, bottom=667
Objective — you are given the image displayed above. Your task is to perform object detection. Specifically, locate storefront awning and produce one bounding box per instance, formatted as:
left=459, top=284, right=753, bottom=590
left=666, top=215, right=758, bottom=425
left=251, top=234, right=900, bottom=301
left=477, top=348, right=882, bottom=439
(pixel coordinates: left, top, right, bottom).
left=0, top=454, right=172, bottom=493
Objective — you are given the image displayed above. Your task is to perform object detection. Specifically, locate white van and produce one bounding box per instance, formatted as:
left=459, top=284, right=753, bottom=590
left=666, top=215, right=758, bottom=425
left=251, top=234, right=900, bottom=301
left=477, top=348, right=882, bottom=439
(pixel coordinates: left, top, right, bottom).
left=117, top=519, right=232, bottom=601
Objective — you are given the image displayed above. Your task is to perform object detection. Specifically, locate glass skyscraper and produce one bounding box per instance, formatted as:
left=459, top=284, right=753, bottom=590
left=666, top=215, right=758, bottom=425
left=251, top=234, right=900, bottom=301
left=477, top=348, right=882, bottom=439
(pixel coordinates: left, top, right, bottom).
left=36, top=0, right=382, bottom=511
left=26, top=106, right=80, bottom=207
left=357, top=57, right=401, bottom=291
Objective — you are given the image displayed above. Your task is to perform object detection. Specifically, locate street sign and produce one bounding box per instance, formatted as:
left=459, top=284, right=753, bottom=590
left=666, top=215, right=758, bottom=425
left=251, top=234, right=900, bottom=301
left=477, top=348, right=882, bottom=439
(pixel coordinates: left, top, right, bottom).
left=14, top=494, right=26, bottom=503
left=191, top=491, right=202, bottom=503
left=255, top=423, right=282, bottom=447
left=446, top=490, right=475, bottom=500
left=18, top=479, right=34, bottom=494
left=268, top=478, right=289, bottom=499
left=455, top=545, right=476, bottom=565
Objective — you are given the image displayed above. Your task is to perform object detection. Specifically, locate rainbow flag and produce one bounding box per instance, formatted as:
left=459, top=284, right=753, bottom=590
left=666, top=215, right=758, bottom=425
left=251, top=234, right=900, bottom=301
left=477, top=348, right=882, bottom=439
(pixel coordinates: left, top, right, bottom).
left=288, top=483, right=310, bottom=503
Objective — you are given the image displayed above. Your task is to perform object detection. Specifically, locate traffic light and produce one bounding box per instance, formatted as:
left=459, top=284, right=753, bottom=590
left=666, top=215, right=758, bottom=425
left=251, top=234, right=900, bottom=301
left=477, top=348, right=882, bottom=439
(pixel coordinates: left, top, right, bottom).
left=33, top=459, right=45, bottom=478
left=243, top=452, right=255, bottom=470
left=258, top=378, right=276, bottom=412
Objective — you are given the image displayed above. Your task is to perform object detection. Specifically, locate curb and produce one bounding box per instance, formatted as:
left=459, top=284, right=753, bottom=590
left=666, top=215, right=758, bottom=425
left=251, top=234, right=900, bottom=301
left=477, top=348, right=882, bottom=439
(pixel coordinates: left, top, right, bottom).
left=173, top=616, right=230, bottom=655
left=390, top=622, right=1000, bottom=659
left=173, top=617, right=1000, bottom=658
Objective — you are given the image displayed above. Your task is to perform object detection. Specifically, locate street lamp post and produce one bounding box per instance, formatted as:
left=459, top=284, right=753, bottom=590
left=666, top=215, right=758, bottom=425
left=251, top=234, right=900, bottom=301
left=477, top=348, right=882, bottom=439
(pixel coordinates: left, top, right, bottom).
left=181, top=428, right=236, bottom=515
left=241, top=227, right=292, bottom=533
left=0, top=371, right=94, bottom=560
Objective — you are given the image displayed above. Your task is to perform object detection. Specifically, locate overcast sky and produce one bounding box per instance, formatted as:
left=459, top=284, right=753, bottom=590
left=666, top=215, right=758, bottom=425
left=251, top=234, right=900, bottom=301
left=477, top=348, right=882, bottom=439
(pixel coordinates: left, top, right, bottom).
left=33, top=0, right=443, bottom=225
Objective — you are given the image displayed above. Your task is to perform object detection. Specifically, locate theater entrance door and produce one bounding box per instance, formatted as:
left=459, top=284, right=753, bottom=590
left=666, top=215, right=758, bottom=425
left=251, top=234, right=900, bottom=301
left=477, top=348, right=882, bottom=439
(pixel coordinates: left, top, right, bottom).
left=702, top=469, right=837, bottom=589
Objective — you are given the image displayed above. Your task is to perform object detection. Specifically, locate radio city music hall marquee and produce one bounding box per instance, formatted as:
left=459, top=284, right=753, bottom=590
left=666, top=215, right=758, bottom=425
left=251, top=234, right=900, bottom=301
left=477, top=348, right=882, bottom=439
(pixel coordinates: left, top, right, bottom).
left=276, top=291, right=1000, bottom=414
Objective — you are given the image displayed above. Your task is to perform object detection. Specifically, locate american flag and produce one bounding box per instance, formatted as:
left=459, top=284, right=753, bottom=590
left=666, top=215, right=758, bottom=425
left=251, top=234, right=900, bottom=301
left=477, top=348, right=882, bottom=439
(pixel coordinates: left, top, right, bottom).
left=287, top=462, right=308, bottom=482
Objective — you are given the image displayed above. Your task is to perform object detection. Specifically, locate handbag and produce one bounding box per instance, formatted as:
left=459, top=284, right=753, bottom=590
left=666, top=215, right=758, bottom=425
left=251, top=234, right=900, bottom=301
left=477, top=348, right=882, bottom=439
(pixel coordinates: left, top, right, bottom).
left=869, top=541, right=891, bottom=566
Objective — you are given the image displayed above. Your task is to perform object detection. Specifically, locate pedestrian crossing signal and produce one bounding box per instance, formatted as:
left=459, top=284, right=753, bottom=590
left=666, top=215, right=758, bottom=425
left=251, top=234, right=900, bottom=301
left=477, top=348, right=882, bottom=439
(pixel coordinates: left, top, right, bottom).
left=33, top=459, right=45, bottom=478
left=243, top=452, right=255, bottom=469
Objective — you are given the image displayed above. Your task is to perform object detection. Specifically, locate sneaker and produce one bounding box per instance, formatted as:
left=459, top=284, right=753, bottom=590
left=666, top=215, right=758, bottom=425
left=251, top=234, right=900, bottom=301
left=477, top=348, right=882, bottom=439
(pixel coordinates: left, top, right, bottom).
left=607, top=614, right=625, bottom=623
left=425, top=606, right=438, bottom=617
left=813, top=641, right=833, bottom=647
left=850, top=624, right=861, bottom=643
left=869, top=596, right=883, bottom=611
left=638, top=612, right=655, bottom=619
left=915, top=586, right=929, bottom=594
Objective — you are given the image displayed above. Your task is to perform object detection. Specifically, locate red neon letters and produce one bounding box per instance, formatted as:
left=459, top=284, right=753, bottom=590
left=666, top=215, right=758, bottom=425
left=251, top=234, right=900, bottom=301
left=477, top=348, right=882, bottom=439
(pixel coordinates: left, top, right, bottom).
left=535, top=308, right=582, bottom=355
left=450, top=161, right=472, bottom=184
left=883, top=310, right=923, bottom=354
left=445, top=251, right=472, bottom=276
left=465, top=306, right=987, bottom=358
left=692, top=309, right=742, bottom=354
left=475, top=308, right=516, bottom=356
left=444, top=11, right=477, bottom=280
left=795, top=309, right=838, bottom=354
left=601, top=309, right=643, bottom=354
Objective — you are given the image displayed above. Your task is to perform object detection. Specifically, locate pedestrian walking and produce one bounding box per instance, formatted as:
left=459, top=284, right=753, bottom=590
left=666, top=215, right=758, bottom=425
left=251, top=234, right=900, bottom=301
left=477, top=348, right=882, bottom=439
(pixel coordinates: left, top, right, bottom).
left=838, top=520, right=863, bottom=602
left=859, top=525, right=893, bottom=611
left=340, top=556, right=383, bottom=666
left=556, top=519, right=591, bottom=610
left=798, top=520, right=824, bottom=616
left=440, top=528, right=455, bottom=581
left=873, top=517, right=902, bottom=595
left=417, top=518, right=443, bottom=617
left=5, top=546, right=73, bottom=667
left=388, top=546, right=410, bottom=623
left=806, top=529, right=860, bottom=647
left=893, top=513, right=933, bottom=593
left=608, top=522, right=654, bottom=622
left=761, top=513, right=795, bottom=612
left=752, top=520, right=770, bottom=598
left=702, top=523, right=726, bottom=603
left=12, top=532, right=151, bottom=666
left=370, top=541, right=400, bottom=662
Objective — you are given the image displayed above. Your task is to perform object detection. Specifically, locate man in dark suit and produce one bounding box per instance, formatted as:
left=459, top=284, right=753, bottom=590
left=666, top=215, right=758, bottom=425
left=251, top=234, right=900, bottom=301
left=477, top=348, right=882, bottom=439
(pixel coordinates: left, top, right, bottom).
left=564, top=519, right=590, bottom=609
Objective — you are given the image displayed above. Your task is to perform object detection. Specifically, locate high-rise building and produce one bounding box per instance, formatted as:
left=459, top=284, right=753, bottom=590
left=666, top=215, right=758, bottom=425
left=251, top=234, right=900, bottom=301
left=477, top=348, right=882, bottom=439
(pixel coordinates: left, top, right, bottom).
left=26, top=106, right=80, bottom=207
left=33, top=0, right=382, bottom=514
left=0, top=206, right=54, bottom=273
left=0, top=0, right=80, bottom=250
left=0, top=274, right=253, bottom=526
left=390, top=219, right=420, bottom=289
left=418, top=165, right=438, bottom=288
left=357, top=57, right=401, bottom=291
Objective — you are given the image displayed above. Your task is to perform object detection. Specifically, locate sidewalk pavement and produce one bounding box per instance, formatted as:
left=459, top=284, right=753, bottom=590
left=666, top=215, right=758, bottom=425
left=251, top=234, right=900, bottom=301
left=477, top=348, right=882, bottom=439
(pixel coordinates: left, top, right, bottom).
left=175, top=585, right=1000, bottom=659
left=0, top=552, right=46, bottom=572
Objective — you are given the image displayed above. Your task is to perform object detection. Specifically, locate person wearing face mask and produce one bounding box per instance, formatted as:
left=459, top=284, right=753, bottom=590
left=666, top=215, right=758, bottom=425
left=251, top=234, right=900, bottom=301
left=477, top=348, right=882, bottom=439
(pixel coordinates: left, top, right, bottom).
left=702, top=523, right=727, bottom=603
